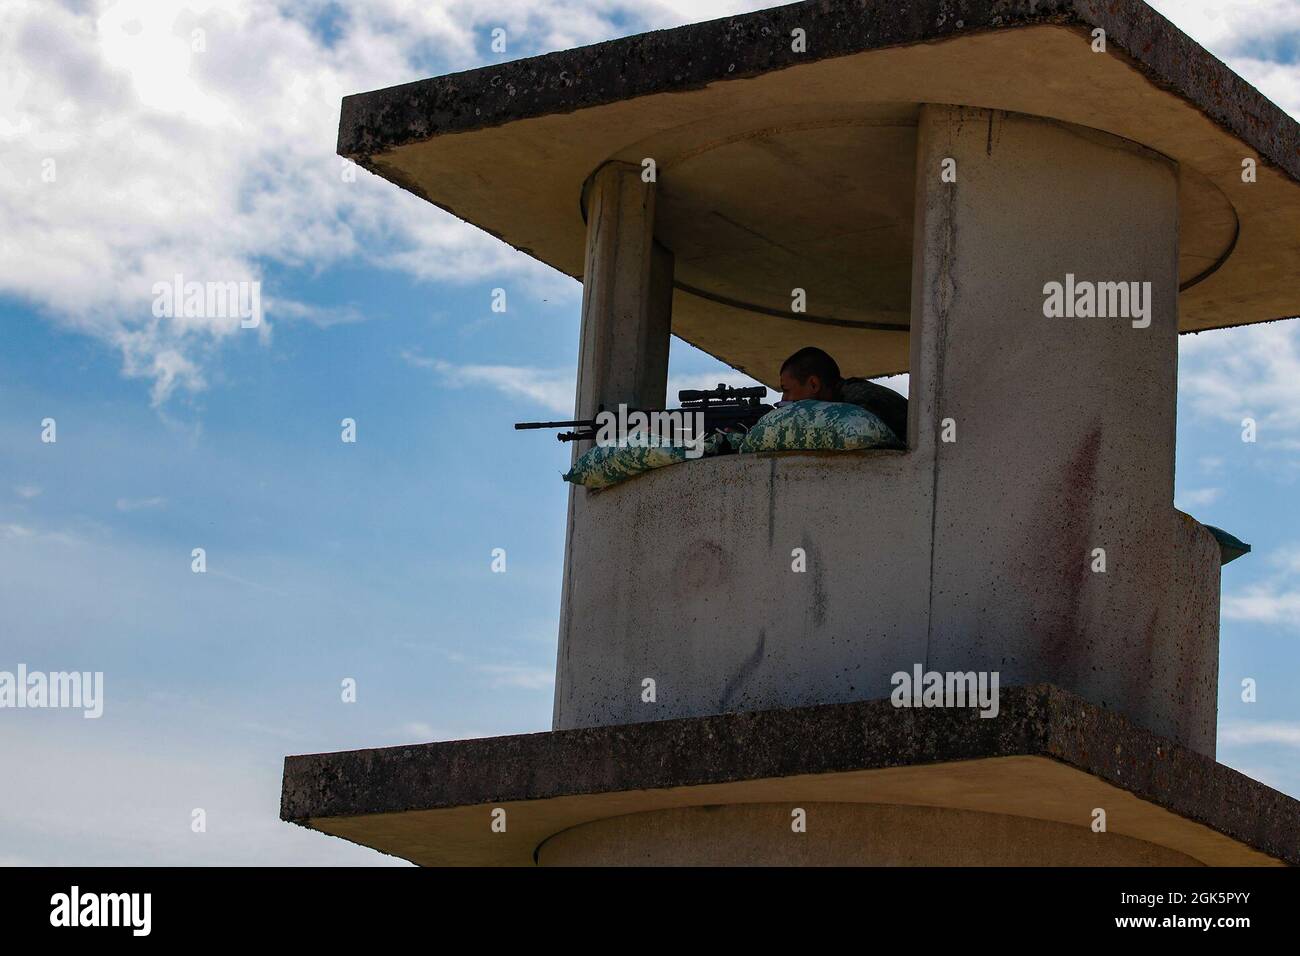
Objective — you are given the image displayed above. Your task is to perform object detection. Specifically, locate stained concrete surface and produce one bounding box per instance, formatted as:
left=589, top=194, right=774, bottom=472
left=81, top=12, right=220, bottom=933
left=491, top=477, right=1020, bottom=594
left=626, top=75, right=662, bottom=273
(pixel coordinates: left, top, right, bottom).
left=281, top=685, right=1299, bottom=866
left=553, top=108, right=1221, bottom=759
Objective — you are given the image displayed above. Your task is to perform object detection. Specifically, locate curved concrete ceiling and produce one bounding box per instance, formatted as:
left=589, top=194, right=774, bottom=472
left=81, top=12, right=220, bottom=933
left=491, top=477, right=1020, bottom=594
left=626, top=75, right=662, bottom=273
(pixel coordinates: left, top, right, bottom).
left=342, top=4, right=1300, bottom=382
left=598, top=103, right=1240, bottom=380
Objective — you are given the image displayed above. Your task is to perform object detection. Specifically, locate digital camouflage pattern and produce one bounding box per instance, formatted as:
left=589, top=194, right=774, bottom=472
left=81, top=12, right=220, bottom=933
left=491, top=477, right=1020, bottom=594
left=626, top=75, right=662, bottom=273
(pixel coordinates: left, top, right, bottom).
left=563, top=432, right=733, bottom=489
left=740, top=400, right=901, bottom=453
left=563, top=402, right=898, bottom=489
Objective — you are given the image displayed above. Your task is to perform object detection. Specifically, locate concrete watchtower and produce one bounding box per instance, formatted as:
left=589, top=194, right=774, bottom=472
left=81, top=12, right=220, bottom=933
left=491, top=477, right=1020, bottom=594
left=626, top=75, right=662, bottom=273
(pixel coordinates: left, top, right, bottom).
left=282, top=0, right=1300, bottom=866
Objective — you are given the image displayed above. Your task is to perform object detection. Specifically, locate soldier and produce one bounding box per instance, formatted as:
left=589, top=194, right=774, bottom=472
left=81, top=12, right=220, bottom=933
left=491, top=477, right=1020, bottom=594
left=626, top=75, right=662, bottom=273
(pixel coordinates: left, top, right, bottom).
left=777, top=346, right=840, bottom=402
left=778, top=346, right=908, bottom=443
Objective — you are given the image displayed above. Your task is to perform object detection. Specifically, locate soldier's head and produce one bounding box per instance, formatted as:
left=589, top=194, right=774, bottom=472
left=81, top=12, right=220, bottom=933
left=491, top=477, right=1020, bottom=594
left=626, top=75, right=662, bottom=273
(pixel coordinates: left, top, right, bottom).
left=779, top=347, right=841, bottom=403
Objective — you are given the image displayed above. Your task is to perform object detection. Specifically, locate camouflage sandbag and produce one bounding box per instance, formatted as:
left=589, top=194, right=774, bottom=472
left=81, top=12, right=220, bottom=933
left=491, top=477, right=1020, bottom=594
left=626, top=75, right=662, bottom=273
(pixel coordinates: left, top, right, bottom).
left=739, top=400, right=901, bottom=453
left=840, top=378, right=908, bottom=444
left=563, top=433, right=731, bottom=489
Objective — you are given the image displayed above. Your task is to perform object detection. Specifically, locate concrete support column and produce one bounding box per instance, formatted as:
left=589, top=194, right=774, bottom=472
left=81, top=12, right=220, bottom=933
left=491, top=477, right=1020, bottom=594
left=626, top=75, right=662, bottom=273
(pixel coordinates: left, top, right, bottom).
left=553, top=162, right=672, bottom=730
left=574, top=161, right=674, bottom=420
left=911, top=105, right=1218, bottom=756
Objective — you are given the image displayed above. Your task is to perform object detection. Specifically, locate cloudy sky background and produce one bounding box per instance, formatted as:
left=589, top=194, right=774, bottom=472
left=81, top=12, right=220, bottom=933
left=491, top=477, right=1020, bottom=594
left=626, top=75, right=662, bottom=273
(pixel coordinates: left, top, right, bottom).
left=1, top=0, right=1298, bottom=864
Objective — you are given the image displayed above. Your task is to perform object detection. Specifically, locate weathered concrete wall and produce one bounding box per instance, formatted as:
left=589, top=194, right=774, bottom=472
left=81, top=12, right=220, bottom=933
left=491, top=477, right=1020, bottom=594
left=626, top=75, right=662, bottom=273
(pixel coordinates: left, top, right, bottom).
left=553, top=450, right=934, bottom=729
left=537, top=802, right=1203, bottom=866
left=914, top=106, right=1220, bottom=756
left=552, top=107, right=1221, bottom=757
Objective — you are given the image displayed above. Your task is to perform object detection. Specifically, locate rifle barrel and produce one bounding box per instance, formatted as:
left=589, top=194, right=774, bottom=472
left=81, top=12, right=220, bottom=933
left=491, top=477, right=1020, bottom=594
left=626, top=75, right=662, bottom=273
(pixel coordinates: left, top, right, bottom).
left=515, top=420, right=592, bottom=430
left=517, top=398, right=772, bottom=442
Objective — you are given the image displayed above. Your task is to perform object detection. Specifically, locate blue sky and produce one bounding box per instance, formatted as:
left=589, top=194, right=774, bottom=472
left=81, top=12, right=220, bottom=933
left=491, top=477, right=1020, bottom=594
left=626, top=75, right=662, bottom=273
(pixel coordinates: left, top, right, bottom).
left=1, top=0, right=1299, bottom=864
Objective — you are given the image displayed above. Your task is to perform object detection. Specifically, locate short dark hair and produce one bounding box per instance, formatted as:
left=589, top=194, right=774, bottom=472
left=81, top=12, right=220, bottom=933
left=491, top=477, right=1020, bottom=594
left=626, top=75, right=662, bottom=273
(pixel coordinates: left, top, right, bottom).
left=780, top=347, right=841, bottom=387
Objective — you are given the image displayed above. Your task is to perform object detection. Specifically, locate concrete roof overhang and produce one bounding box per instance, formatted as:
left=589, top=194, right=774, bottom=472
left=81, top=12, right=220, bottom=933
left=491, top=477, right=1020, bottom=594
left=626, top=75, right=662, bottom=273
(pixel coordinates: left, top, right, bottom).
left=281, top=685, right=1300, bottom=866
left=338, top=0, right=1300, bottom=384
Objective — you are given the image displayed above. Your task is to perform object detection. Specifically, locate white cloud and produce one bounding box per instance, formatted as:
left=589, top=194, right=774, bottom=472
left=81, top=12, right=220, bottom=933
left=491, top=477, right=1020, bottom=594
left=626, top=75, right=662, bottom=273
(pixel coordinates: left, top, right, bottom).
left=875, top=373, right=909, bottom=397
left=14, top=485, right=41, bottom=499
left=268, top=298, right=368, bottom=328
left=437, top=647, right=554, bottom=690
left=402, top=350, right=575, bottom=413
left=1226, top=56, right=1300, bottom=115
left=1161, top=5, right=1300, bottom=441
left=1180, top=324, right=1300, bottom=435
left=1219, top=721, right=1300, bottom=748
left=0, top=717, right=405, bottom=865
left=5, top=0, right=1298, bottom=409
left=1222, top=587, right=1300, bottom=623
left=0, top=0, right=644, bottom=406
left=476, top=663, right=554, bottom=690
left=1174, top=487, right=1222, bottom=509
left=402, top=354, right=786, bottom=413
left=1148, top=1, right=1291, bottom=37
left=1274, top=547, right=1300, bottom=575
left=1222, top=544, right=1300, bottom=625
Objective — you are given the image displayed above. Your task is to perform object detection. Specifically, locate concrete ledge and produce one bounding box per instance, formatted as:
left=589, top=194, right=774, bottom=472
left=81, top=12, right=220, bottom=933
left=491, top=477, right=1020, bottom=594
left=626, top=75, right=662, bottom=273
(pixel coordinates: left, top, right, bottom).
left=281, top=685, right=1300, bottom=866
left=337, top=0, right=1300, bottom=183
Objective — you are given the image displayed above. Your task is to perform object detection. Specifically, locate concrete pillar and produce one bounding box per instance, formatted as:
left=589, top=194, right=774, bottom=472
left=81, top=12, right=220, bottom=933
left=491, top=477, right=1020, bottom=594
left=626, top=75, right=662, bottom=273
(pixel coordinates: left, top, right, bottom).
left=573, top=161, right=674, bottom=420
left=912, top=105, right=1218, bottom=756
left=553, top=162, right=673, bottom=729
